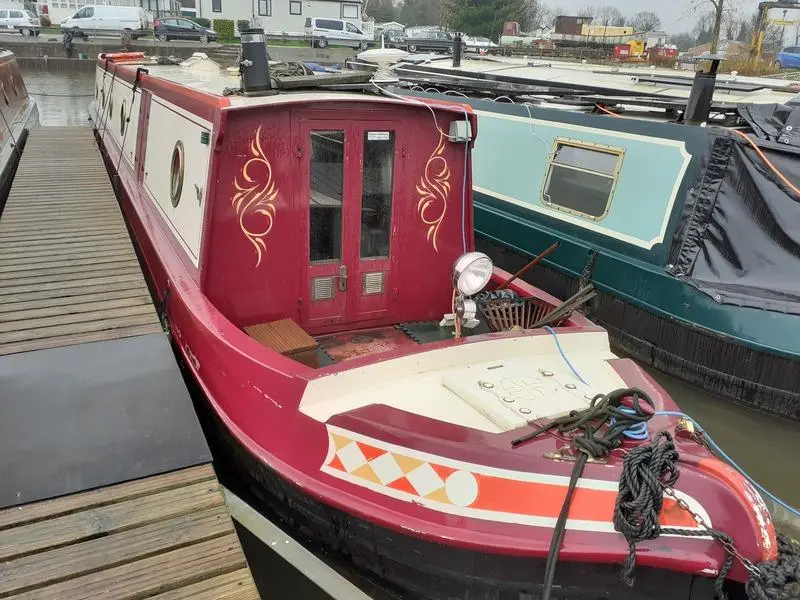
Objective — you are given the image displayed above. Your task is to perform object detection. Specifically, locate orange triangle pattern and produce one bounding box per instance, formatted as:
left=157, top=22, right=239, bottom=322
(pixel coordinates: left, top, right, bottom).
left=328, top=454, right=345, bottom=472
left=357, top=442, right=388, bottom=463
left=350, top=462, right=381, bottom=484
left=330, top=433, right=352, bottom=451
left=429, top=463, right=457, bottom=482
left=393, top=453, right=424, bottom=474
left=388, top=476, right=419, bottom=496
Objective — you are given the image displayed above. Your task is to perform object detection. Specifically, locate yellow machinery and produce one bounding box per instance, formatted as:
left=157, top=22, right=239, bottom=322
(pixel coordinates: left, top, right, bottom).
left=751, top=1, right=800, bottom=59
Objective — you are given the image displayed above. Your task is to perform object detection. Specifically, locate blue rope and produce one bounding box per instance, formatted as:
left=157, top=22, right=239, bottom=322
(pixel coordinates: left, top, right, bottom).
left=544, top=326, right=800, bottom=518
left=614, top=407, right=650, bottom=440
left=655, top=411, right=800, bottom=520
left=543, top=326, right=588, bottom=385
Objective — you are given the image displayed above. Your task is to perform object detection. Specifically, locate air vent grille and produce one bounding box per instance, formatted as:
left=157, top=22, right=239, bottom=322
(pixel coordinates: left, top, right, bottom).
left=312, top=276, right=335, bottom=301
left=363, top=272, right=385, bottom=295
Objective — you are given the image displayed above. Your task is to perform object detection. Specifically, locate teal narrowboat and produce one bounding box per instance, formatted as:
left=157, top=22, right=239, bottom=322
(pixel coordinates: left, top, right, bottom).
left=395, top=58, right=800, bottom=421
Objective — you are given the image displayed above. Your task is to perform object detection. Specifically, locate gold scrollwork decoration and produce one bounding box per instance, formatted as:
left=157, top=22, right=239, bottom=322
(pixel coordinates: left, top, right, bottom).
left=233, top=125, right=279, bottom=267
left=416, top=132, right=451, bottom=252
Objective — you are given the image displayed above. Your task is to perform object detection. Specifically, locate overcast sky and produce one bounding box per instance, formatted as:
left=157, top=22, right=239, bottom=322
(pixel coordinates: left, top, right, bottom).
left=554, top=0, right=800, bottom=34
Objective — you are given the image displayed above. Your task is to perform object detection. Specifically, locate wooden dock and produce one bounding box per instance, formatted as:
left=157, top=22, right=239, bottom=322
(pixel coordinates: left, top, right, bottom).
left=0, top=126, right=161, bottom=356
left=0, top=127, right=260, bottom=599
left=0, top=466, right=259, bottom=600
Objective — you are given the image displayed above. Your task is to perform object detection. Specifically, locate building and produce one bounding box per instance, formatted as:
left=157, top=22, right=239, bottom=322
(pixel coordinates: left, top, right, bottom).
left=195, top=0, right=364, bottom=34
left=554, top=15, right=592, bottom=36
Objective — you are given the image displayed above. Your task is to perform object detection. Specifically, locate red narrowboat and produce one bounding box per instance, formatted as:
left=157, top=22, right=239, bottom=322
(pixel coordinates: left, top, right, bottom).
left=91, top=51, right=777, bottom=599
left=0, top=50, right=38, bottom=205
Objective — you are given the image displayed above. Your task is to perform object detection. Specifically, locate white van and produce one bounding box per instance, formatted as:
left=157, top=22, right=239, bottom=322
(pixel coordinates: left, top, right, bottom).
left=0, top=3, right=40, bottom=36
left=61, top=5, right=147, bottom=39
left=304, top=17, right=370, bottom=50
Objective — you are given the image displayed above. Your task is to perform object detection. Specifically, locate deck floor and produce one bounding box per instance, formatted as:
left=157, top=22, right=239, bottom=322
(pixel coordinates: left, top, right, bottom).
left=0, top=126, right=260, bottom=598
left=0, top=465, right=259, bottom=600
left=0, top=126, right=161, bottom=356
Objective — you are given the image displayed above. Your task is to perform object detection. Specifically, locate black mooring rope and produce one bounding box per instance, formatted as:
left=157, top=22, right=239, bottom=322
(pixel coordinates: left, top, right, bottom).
left=746, top=534, right=800, bottom=600
left=615, top=430, right=737, bottom=599
left=512, top=388, right=656, bottom=600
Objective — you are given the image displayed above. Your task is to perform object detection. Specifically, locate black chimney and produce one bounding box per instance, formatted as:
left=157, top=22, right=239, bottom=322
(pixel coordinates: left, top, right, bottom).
left=240, top=27, right=275, bottom=96
left=453, top=33, right=463, bottom=68
left=684, top=53, right=724, bottom=126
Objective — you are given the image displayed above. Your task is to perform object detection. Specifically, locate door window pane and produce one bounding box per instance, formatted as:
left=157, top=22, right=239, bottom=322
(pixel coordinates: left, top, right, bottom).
left=361, top=131, right=394, bottom=258
left=310, top=130, right=344, bottom=262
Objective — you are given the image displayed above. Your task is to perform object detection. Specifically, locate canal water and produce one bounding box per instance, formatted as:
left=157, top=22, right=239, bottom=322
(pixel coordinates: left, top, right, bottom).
left=22, top=68, right=799, bottom=537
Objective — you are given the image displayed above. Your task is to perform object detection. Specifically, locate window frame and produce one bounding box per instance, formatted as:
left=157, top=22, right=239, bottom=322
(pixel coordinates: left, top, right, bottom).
left=289, top=0, right=301, bottom=15
left=540, top=137, right=624, bottom=222
left=211, top=0, right=221, bottom=13
left=257, top=0, right=270, bottom=16
left=341, top=2, right=359, bottom=19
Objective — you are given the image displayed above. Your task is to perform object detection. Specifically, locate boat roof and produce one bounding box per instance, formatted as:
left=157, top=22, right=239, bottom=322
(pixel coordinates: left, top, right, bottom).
left=98, top=53, right=475, bottom=114
left=399, top=56, right=800, bottom=106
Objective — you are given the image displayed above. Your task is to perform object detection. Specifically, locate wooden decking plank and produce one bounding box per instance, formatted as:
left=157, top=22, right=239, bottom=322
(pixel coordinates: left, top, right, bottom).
left=146, top=570, right=261, bottom=600
left=0, top=296, right=155, bottom=325
left=0, top=266, right=146, bottom=302
left=0, top=312, right=159, bottom=345
left=7, top=533, right=246, bottom=600
left=0, top=259, right=142, bottom=284
left=0, top=242, right=134, bottom=262
left=0, top=288, right=153, bottom=315
left=0, top=302, right=156, bottom=333
left=0, top=230, right=131, bottom=246
left=0, top=506, right=231, bottom=597
left=0, top=323, right=163, bottom=356
left=0, top=465, right=216, bottom=530
left=0, top=252, right=140, bottom=274
left=0, top=480, right=224, bottom=562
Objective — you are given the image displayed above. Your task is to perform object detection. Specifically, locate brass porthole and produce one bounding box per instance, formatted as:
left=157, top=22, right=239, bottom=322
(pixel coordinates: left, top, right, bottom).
left=170, top=141, right=184, bottom=207
left=120, top=99, right=126, bottom=136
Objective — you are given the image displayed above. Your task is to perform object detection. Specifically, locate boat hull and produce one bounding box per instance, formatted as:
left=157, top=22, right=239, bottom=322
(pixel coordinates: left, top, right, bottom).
left=196, top=383, right=742, bottom=600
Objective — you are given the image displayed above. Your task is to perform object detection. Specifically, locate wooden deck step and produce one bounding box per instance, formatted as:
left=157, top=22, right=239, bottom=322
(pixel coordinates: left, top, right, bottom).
left=0, top=126, right=161, bottom=356
left=0, top=465, right=260, bottom=600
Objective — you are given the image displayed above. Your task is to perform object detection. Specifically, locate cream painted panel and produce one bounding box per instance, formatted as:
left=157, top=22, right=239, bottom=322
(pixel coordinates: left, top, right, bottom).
left=99, top=77, right=140, bottom=169
left=143, top=97, right=211, bottom=266
left=299, top=330, right=632, bottom=431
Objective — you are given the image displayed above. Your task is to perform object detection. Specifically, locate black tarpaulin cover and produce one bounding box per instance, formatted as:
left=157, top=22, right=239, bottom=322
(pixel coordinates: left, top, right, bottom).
left=669, top=113, right=800, bottom=315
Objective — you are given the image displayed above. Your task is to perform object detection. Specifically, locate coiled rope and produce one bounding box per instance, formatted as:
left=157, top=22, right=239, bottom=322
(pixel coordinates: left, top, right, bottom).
left=746, top=534, right=800, bottom=600
left=614, top=431, right=736, bottom=599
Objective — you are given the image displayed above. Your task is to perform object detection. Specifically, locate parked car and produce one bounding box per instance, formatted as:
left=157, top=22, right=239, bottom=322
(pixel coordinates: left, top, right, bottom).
left=154, top=17, right=216, bottom=43
left=774, top=46, right=800, bottom=69
left=304, top=17, right=370, bottom=50
left=379, top=26, right=405, bottom=48
left=0, top=7, right=40, bottom=36
left=464, top=35, right=498, bottom=52
left=61, top=5, right=148, bottom=39
left=404, top=30, right=462, bottom=54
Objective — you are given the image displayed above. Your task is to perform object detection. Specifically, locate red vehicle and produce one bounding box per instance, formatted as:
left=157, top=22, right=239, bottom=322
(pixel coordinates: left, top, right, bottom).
left=91, top=51, right=777, bottom=599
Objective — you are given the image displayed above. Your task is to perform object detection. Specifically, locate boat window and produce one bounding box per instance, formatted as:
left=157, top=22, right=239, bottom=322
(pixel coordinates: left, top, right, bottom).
left=309, top=130, right=344, bottom=262
left=542, top=139, right=623, bottom=221
left=120, top=99, right=126, bottom=136
left=170, top=141, right=184, bottom=207
left=212, top=0, right=221, bottom=12
left=361, top=131, right=394, bottom=258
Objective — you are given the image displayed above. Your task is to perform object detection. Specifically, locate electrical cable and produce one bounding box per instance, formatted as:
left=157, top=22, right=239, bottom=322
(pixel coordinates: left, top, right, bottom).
left=542, top=325, right=588, bottom=385
left=732, top=128, right=800, bottom=198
